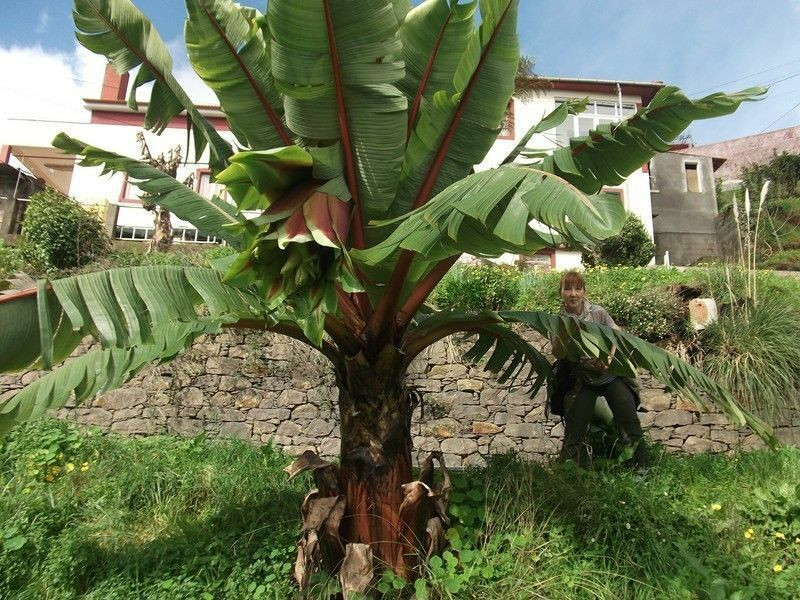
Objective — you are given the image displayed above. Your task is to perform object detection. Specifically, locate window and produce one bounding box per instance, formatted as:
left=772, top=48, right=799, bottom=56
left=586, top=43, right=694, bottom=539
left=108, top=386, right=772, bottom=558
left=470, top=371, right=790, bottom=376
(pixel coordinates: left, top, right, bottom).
left=517, top=249, right=554, bottom=270
left=119, top=175, right=142, bottom=204
left=498, top=100, right=515, bottom=140
left=196, top=170, right=230, bottom=202
left=172, top=227, right=220, bottom=244
left=684, top=162, right=701, bottom=193
left=554, top=100, right=636, bottom=147
left=115, top=225, right=153, bottom=240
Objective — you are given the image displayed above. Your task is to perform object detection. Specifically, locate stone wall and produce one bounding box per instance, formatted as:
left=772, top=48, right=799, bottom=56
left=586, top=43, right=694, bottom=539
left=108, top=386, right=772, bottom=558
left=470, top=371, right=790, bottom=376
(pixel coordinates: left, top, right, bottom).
left=2, top=330, right=798, bottom=467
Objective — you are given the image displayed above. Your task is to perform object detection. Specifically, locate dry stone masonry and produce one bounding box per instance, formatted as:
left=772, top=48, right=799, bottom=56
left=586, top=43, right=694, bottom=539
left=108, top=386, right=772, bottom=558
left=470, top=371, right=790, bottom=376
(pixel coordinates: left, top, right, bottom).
left=2, top=330, right=798, bottom=467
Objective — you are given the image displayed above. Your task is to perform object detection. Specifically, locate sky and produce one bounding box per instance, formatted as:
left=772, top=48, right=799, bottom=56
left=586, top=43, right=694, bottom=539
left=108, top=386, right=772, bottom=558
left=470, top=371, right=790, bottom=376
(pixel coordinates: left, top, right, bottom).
left=2, top=1, right=800, bottom=146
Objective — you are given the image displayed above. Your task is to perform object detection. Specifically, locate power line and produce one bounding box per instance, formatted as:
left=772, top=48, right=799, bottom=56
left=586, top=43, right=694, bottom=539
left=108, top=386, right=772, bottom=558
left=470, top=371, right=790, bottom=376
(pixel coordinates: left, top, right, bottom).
left=758, top=98, right=800, bottom=134
left=761, top=69, right=800, bottom=88
left=690, top=58, right=800, bottom=94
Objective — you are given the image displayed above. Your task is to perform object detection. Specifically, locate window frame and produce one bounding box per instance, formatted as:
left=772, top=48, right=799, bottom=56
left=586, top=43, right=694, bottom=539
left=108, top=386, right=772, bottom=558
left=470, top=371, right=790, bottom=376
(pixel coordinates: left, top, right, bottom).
left=683, top=160, right=702, bottom=193
left=554, top=98, right=637, bottom=147
left=118, top=174, right=142, bottom=206
left=497, top=99, right=516, bottom=140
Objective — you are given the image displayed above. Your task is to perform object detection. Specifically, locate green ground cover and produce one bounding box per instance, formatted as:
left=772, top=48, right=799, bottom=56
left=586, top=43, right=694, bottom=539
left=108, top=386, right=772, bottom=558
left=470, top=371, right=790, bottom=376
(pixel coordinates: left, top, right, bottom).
left=1, top=420, right=798, bottom=599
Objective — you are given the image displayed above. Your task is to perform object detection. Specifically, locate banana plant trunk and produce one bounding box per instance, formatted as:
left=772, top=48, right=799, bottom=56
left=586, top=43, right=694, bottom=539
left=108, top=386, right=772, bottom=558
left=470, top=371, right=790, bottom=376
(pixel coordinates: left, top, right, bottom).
left=288, top=346, right=450, bottom=593
left=338, top=346, right=414, bottom=573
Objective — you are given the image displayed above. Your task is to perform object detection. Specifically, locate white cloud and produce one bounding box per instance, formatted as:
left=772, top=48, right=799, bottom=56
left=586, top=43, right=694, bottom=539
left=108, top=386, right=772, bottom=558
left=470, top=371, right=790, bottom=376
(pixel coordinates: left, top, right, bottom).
left=35, top=9, right=49, bottom=34
left=0, top=42, right=219, bottom=146
left=0, top=44, right=99, bottom=129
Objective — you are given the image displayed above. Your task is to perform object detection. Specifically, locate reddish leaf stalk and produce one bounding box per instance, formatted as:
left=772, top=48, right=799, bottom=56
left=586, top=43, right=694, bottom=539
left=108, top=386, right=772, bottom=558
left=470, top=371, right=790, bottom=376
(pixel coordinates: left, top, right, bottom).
left=198, top=3, right=291, bottom=146
left=395, top=254, right=459, bottom=329
left=0, top=286, right=40, bottom=304
left=365, top=249, right=414, bottom=341
left=406, top=7, right=455, bottom=140
left=321, top=0, right=365, bottom=251
left=411, top=0, right=515, bottom=211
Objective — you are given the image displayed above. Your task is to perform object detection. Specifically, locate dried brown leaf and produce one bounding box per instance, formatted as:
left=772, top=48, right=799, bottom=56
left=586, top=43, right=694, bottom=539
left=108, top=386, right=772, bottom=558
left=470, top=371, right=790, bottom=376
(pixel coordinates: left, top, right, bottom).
left=418, top=452, right=452, bottom=525
left=425, top=517, right=445, bottom=559
left=340, top=543, right=373, bottom=598
left=284, top=450, right=331, bottom=479
left=399, top=481, right=433, bottom=517
left=294, top=529, right=321, bottom=590
left=324, top=496, right=347, bottom=552
left=302, top=496, right=341, bottom=532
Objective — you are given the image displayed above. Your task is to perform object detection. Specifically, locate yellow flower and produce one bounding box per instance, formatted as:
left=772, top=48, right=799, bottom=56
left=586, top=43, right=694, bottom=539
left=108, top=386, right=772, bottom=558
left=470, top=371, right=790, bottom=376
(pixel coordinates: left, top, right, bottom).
left=44, top=475, right=54, bottom=482
left=774, top=532, right=786, bottom=540
left=710, top=503, right=722, bottom=511
left=773, top=564, right=783, bottom=573
left=65, top=463, right=75, bottom=473
left=795, top=537, right=800, bottom=544
left=50, top=466, right=62, bottom=474
left=744, top=528, right=755, bottom=539
left=80, top=462, right=89, bottom=472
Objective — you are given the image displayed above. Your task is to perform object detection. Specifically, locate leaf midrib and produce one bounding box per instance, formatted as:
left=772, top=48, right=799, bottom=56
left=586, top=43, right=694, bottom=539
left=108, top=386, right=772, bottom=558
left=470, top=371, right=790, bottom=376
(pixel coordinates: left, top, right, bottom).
left=197, top=1, right=291, bottom=146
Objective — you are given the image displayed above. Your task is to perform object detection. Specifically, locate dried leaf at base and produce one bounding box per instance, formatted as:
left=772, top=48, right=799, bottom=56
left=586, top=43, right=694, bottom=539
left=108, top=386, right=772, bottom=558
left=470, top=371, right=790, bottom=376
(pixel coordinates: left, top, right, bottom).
left=340, top=543, right=373, bottom=598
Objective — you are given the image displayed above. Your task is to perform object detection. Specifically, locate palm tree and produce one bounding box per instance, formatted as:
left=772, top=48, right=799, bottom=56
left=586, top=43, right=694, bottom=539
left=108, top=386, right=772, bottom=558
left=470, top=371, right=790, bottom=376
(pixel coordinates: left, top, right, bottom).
left=0, top=0, right=772, bottom=589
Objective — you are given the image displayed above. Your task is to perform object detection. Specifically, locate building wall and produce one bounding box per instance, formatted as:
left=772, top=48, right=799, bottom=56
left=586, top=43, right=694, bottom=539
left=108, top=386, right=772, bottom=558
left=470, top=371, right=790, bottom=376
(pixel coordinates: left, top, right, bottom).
left=650, top=152, right=719, bottom=265
left=1, top=115, right=237, bottom=236
left=476, top=90, right=655, bottom=269
left=677, top=125, right=800, bottom=182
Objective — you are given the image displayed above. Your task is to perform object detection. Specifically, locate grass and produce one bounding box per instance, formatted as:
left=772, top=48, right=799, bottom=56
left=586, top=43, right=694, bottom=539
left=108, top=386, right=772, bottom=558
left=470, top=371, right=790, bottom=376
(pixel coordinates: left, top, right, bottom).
left=2, top=419, right=798, bottom=599
left=698, top=297, right=800, bottom=419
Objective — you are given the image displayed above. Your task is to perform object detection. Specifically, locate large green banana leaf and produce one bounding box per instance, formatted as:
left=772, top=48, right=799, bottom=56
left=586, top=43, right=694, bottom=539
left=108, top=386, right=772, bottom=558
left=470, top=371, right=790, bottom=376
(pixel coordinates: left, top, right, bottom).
left=534, top=86, right=766, bottom=194
left=401, top=309, right=776, bottom=447
left=0, top=266, right=264, bottom=374
left=393, top=0, right=519, bottom=216
left=501, top=97, right=589, bottom=165
left=268, top=0, right=408, bottom=222
left=353, top=165, right=626, bottom=266
left=73, top=0, right=233, bottom=172
left=53, top=134, right=244, bottom=247
left=184, top=0, right=291, bottom=151
left=398, top=0, right=477, bottom=135
left=0, top=321, right=220, bottom=436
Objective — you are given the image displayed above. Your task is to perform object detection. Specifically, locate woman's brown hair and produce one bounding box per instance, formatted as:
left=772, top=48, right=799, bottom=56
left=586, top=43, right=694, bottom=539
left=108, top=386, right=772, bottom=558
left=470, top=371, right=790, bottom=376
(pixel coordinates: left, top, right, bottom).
left=559, top=270, right=586, bottom=293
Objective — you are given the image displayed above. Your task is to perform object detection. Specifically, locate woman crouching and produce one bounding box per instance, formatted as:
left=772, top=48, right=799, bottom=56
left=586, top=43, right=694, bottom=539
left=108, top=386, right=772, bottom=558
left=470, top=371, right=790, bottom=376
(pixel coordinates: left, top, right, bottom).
left=550, top=270, right=648, bottom=469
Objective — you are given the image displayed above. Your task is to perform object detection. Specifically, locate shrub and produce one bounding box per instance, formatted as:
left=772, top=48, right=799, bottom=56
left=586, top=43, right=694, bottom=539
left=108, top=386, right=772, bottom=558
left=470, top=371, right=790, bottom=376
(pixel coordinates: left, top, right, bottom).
left=516, top=266, right=690, bottom=341
left=72, top=245, right=238, bottom=274
left=601, top=287, right=687, bottom=342
left=20, top=188, right=110, bottom=272
left=431, top=263, right=521, bottom=312
left=0, top=241, right=24, bottom=283
left=582, top=212, right=655, bottom=267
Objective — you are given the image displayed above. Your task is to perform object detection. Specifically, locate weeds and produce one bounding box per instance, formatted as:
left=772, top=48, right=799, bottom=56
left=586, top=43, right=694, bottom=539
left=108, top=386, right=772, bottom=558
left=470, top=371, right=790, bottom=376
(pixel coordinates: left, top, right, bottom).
left=2, top=420, right=798, bottom=599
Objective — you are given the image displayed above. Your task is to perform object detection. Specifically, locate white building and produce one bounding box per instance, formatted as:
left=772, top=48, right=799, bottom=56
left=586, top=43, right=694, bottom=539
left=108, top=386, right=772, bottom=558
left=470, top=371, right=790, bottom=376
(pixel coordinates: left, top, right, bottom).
left=1, top=66, right=232, bottom=243
left=476, top=76, right=662, bottom=270
left=1, top=68, right=662, bottom=264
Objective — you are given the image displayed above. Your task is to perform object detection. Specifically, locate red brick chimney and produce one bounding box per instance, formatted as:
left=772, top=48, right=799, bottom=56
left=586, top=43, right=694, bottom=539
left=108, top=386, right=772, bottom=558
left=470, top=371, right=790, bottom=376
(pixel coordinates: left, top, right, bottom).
left=100, top=64, right=129, bottom=101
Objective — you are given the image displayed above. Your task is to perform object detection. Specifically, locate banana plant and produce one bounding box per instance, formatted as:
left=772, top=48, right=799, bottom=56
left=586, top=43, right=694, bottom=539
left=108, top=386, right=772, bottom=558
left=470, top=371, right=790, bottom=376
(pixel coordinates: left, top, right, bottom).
left=0, top=0, right=771, bottom=590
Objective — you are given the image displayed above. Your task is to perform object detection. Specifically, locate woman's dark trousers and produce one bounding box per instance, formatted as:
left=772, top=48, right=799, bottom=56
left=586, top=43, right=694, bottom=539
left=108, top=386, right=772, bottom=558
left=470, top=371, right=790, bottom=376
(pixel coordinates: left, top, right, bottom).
left=558, top=378, right=648, bottom=468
